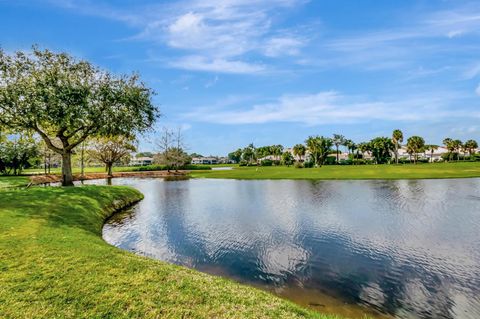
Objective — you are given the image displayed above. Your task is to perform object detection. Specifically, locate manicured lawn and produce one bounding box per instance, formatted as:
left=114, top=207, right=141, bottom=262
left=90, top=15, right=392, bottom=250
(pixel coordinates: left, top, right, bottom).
left=0, top=175, right=29, bottom=188
left=0, top=186, right=334, bottom=319
left=190, top=162, right=480, bottom=180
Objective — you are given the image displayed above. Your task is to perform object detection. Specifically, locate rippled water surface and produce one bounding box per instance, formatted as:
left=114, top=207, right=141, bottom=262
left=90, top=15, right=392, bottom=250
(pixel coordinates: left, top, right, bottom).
left=98, top=178, right=480, bottom=319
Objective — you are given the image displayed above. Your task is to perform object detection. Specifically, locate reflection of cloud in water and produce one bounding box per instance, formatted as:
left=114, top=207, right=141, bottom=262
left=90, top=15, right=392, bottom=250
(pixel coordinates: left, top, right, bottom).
left=101, top=177, right=480, bottom=319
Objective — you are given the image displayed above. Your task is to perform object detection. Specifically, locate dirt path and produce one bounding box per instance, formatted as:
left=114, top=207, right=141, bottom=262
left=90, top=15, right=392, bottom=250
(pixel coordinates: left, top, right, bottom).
left=28, top=171, right=188, bottom=185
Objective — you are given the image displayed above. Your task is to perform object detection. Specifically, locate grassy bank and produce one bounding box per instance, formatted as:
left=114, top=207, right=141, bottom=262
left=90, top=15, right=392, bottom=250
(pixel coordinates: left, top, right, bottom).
left=0, top=175, right=29, bottom=188
left=190, top=162, right=480, bottom=180
left=0, top=186, right=332, bottom=319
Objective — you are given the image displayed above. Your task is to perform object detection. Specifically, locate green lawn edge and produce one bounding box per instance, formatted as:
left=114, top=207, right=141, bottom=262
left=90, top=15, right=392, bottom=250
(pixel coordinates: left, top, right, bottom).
left=0, top=185, right=335, bottom=319
left=189, top=162, right=480, bottom=180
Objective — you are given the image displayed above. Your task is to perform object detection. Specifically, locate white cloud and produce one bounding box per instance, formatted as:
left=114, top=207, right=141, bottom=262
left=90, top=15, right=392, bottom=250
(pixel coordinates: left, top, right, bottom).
left=45, top=0, right=309, bottom=73
left=169, top=55, right=266, bottom=74
left=476, top=84, right=480, bottom=96
left=184, top=91, right=477, bottom=125
left=263, top=37, right=304, bottom=57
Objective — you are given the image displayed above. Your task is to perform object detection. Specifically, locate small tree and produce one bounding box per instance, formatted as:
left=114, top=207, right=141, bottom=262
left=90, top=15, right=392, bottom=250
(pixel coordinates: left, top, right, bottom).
left=282, top=151, right=294, bottom=166
left=464, top=140, right=478, bottom=157
left=0, top=47, right=158, bottom=185
left=88, top=136, right=136, bottom=177
left=392, top=129, right=403, bottom=164
left=292, top=144, right=306, bottom=162
left=332, top=134, right=345, bottom=164
left=155, top=127, right=189, bottom=171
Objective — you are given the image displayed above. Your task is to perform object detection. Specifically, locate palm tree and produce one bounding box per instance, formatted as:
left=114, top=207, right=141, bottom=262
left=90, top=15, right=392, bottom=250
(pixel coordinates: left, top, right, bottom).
left=358, top=142, right=371, bottom=160
left=425, top=144, right=439, bottom=163
left=443, top=138, right=453, bottom=161
left=370, top=137, right=394, bottom=164
left=392, top=129, right=403, bottom=164
left=332, top=134, right=345, bottom=164
left=464, top=139, right=478, bottom=158
left=305, top=136, right=333, bottom=167
left=292, top=144, right=306, bottom=162
left=406, top=136, right=425, bottom=164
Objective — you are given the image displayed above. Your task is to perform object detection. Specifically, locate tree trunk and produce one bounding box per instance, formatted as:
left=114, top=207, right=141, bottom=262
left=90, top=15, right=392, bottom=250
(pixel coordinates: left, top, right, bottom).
left=395, top=144, right=398, bottom=164
left=106, top=162, right=113, bottom=177
left=336, top=146, right=339, bottom=164
left=61, top=152, right=74, bottom=186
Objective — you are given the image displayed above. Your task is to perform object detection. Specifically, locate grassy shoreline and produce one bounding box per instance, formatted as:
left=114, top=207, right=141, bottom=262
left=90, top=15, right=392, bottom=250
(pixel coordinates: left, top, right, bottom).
left=190, top=162, right=480, bottom=180
left=0, top=185, right=331, bottom=319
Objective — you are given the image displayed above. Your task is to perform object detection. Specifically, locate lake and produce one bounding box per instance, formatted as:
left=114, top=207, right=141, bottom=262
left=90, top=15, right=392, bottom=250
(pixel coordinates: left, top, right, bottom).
left=97, top=178, right=480, bottom=319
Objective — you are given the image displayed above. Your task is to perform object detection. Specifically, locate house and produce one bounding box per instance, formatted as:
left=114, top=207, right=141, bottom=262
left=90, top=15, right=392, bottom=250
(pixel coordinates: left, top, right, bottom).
left=192, top=157, right=218, bottom=165
left=130, top=156, right=153, bottom=166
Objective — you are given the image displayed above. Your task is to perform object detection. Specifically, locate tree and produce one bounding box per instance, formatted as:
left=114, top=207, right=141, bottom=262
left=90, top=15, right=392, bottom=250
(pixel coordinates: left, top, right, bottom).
left=443, top=138, right=454, bottom=161
left=406, top=136, right=425, bottom=164
left=370, top=137, right=394, bottom=164
left=0, top=133, right=38, bottom=175
left=292, top=144, right=306, bottom=162
left=155, top=127, right=189, bottom=171
left=88, top=136, right=136, bottom=177
left=281, top=152, right=294, bottom=166
left=0, top=47, right=158, bottom=185
left=358, top=142, right=372, bottom=160
left=425, top=144, right=439, bottom=163
left=464, top=140, right=478, bottom=157
left=305, top=136, right=332, bottom=167
left=392, top=129, right=403, bottom=164
left=242, top=143, right=256, bottom=164
left=228, top=149, right=242, bottom=163
left=332, top=134, right=345, bottom=164
left=269, top=145, right=284, bottom=161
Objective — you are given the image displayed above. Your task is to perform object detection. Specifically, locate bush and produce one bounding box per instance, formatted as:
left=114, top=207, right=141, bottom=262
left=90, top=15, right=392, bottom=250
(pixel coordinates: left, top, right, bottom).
left=260, top=159, right=273, bottom=166
left=324, top=157, right=336, bottom=165
left=303, top=161, right=314, bottom=168
left=294, top=162, right=304, bottom=169
left=239, top=160, right=248, bottom=167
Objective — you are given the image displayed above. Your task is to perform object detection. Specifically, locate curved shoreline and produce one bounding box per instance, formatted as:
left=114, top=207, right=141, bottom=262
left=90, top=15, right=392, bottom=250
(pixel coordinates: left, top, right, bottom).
left=0, top=185, right=329, bottom=319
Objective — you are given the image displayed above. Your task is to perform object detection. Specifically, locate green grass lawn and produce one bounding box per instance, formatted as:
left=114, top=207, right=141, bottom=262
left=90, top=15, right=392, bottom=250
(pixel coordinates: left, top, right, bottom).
left=0, top=175, right=29, bottom=188
left=190, top=162, right=480, bottom=180
left=23, top=166, right=137, bottom=174
left=0, top=185, right=334, bottom=319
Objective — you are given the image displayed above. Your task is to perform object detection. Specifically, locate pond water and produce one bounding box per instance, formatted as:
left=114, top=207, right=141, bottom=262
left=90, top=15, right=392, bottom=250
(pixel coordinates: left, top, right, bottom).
left=97, top=178, right=480, bottom=319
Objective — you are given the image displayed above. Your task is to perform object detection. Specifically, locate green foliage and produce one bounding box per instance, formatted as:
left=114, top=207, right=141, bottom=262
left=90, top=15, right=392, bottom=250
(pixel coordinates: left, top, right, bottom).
left=281, top=152, right=294, bottom=166
left=406, top=136, right=425, bottom=164
left=228, top=149, right=243, bottom=163
left=0, top=133, right=38, bottom=175
left=0, top=47, right=158, bottom=185
left=370, top=137, right=394, bottom=164
left=135, top=152, right=154, bottom=158
left=305, top=136, right=333, bottom=166
left=260, top=159, right=273, bottom=166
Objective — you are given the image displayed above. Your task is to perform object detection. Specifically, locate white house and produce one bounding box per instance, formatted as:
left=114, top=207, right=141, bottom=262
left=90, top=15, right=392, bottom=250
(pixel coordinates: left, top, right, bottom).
left=130, top=156, right=153, bottom=166
left=192, top=157, right=218, bottom=165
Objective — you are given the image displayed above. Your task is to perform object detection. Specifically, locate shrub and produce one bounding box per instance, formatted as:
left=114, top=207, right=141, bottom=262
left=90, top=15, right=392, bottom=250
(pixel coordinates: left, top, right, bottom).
left=239, top=160, right=248, bottom=167
left=294, top=162, right=304, bottom=169
left=130, top=164, right=211, bottom=171
left=260, top=159, right=273, bottom=166
left=303, top=161, right=314, bottom=168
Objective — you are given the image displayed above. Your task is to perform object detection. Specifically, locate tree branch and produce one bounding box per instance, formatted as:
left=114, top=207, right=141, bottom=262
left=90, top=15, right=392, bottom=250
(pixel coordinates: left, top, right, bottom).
left=33, top=124, right=63, bottom=154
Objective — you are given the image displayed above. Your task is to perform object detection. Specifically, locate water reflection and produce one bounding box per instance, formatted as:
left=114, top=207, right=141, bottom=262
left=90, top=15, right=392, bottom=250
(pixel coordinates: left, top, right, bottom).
left=98, top=178, right=480, bottom=319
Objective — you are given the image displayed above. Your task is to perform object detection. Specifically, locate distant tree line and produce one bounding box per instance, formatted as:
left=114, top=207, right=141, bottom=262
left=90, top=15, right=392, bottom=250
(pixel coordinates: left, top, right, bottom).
left=228, top=130, right=479, bottom=168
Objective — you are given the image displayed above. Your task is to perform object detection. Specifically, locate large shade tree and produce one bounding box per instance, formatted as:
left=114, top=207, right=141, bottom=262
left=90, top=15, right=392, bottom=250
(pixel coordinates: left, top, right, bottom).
left=0, top=48, right=159, bottom=185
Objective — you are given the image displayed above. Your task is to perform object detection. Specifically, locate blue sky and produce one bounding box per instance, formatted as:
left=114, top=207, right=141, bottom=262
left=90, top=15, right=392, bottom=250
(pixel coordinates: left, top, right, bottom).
left=1, top=0, right=480, bottom=155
